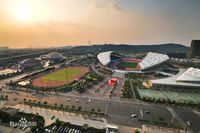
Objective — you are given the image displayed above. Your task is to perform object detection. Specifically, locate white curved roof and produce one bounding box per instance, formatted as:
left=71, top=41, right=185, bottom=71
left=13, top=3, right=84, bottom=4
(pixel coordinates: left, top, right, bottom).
left=176, top=67, right=200, bottom=82
left=97, top=51, right=113, bottom=65
left=139, top=52, right=169, bottom=70
left=40, top=52, right=65, bottom=60
left=20, top=58, right=40, bottom=64
left=47, top=52, right=64, bottom=59
left=151, top=69, right=200, bottom=87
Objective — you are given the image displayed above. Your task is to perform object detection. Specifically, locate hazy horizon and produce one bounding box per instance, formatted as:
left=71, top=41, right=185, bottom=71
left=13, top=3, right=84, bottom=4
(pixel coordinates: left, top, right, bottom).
left=0, top=0, right=200, bottom=48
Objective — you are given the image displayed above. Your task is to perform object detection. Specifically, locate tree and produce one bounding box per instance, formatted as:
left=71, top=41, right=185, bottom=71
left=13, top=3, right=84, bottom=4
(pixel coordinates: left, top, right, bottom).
left=78, top=106, right=82, bottom=111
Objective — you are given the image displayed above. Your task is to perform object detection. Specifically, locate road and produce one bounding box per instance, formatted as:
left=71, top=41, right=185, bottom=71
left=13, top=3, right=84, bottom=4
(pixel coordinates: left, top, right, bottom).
left=2, top=90, right=200, bottom=133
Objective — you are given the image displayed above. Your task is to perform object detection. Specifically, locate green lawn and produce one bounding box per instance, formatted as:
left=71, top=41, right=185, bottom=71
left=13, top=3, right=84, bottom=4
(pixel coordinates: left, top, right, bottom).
left=121, top=62, right=138, bottom=68
left=43, top=68, right=82, bottom=82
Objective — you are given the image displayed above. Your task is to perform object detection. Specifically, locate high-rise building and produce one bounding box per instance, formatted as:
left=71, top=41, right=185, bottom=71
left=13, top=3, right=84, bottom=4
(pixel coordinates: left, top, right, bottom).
left=188, top=40, right=200, bottom=58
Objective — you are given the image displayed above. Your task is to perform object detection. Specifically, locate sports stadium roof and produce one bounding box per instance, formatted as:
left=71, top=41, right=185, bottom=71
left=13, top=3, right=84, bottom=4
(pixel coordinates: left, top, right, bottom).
left=20, top=58, right=40, bottom=65
left=176, top=67, right=200, bottom=82
left=47, top=52, right=64, bottom=59
left=97, top=51, right=114, bottom=65
left=139, top=52, right=169, bottom=70
left=40, top=52, right=65, bottom=60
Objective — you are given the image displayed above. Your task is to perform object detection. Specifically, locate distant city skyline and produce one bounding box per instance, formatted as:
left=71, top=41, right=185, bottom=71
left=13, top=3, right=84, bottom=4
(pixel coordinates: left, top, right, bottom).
left=0, top=0, right=200, bottom=48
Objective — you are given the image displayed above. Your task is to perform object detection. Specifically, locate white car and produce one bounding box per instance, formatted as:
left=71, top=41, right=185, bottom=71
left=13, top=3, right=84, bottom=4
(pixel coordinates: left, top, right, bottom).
left=106, top=125, right=119, bottom=133
left=131, top=114, right=137, bottom=118
left=75, top=99, right=80, bottom=102
left=88, top=99, right=91, bottom=103
left=45, top=129, right=51, bottom=132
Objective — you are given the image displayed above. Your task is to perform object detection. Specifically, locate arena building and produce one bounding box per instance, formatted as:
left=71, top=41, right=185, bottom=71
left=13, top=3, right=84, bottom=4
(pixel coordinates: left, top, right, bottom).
left=151, top=67, right=200, bottom=89
left=19, top=58, right=42, bottom=70
left=40, top=52, right=65, bottom=63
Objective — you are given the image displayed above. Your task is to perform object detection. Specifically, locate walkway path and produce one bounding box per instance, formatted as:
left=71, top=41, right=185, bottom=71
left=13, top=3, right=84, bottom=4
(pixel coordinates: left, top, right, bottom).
left=14, top=104, right=107, bottom=129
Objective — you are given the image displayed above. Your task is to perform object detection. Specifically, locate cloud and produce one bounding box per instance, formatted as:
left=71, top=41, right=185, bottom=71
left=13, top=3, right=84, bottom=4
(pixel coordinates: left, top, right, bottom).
left=110, top=0, right=121, bottom=10
left=94, top=0, right=122, bottom=11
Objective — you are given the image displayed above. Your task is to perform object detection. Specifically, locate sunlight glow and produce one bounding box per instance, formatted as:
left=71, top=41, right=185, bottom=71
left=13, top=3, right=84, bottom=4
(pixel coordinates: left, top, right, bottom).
left=14, top=2, right=33, bottom=22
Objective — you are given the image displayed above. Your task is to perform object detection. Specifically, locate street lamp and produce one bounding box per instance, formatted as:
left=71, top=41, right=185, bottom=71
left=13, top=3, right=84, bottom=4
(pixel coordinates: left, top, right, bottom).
left=185, top=121, right=191, bottom=133
left=139, top=109, right=143, bottom=119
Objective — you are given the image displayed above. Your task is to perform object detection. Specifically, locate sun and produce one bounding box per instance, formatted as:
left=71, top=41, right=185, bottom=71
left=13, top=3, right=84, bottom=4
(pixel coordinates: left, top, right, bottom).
left=15, top=2, right=34, bottom=22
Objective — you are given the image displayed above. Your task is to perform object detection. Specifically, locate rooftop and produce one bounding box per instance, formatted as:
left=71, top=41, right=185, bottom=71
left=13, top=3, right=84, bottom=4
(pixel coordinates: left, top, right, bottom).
left=139, top=52, right=169, bottom=70
left=151, top=69, right=200, bottom=87
left=176, top=67, right=200, bottom=82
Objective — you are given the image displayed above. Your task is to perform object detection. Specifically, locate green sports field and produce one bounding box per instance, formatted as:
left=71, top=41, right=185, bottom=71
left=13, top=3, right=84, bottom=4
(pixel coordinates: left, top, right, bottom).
left=32, top=66, right=89, bottom=87
left=120, top=62, right=138, bottom=68
left=43, top=68, right=81, bottom=82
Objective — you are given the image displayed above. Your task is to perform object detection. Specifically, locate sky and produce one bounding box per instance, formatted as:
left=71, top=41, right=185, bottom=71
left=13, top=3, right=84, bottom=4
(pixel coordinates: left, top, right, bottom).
left=0, top=0, right=200, bottom=48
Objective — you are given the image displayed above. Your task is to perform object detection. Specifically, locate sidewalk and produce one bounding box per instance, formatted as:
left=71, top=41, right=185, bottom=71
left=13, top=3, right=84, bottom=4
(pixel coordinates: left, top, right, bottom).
left=14, top=104, right=107, bottom=129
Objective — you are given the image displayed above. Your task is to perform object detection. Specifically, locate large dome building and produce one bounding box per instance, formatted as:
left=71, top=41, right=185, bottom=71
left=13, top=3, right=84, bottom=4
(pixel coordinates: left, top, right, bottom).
left=19, top=58, right=42, bottom=70
left=40, top=52, right=65, bottom=63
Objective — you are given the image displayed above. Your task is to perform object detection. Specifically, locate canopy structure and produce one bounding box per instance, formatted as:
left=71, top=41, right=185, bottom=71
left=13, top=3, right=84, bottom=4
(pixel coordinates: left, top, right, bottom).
left=139, top=52, right=169, bottom=70
left=108, top=78, right=118, bottom=86
left=97, top=51, right=120, bottom=66
left=97, top=51, right=113, bottom=66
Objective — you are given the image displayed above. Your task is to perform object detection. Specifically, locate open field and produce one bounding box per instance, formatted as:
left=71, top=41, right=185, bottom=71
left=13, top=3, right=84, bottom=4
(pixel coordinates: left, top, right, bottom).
left=32, top=66, right=89, bottom=87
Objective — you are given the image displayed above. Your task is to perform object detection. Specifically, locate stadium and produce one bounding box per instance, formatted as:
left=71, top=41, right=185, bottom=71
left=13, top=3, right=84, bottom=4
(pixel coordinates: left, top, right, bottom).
left=97, top=51, right=170, bottom=72
left=19, top=58, right=42, bottom=70
left=97, top=51, right=200, bottom=90
left=40, top=52, right=65, bottom=63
